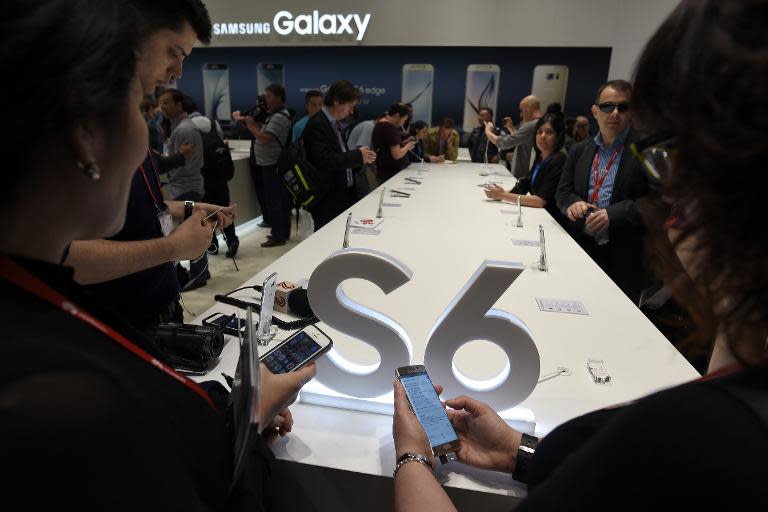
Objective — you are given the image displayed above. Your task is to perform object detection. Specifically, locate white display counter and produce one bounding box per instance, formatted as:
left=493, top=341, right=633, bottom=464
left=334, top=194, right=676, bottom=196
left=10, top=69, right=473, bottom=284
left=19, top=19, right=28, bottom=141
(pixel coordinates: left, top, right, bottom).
left=192, top=161, right=698, bottom=506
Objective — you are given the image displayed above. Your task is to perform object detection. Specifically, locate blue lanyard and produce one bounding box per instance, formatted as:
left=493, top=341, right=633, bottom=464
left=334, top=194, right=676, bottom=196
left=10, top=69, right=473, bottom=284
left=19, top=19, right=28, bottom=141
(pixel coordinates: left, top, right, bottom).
left=531, top=156, right=551, bottom=185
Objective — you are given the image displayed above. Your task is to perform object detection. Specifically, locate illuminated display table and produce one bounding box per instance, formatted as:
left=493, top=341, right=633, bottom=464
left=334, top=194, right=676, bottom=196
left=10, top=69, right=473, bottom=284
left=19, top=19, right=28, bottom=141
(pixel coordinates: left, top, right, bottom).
left=192, top=161, right=698, bottom=505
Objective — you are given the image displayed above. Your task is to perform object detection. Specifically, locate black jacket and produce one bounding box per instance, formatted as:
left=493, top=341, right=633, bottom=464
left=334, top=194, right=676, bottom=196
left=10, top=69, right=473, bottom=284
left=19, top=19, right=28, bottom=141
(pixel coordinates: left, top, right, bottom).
left=555, top=130, right=651, bottom=300
left=302, top=111, right=364, bottom=211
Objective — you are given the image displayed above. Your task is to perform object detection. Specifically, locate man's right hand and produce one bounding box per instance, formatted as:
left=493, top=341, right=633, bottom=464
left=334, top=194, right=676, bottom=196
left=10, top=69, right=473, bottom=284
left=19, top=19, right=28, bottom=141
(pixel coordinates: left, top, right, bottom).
left=444, top=395, right=521, bottom=474
left=167, top=209, right=214, bottom=261
left=179, top=143, right=193, bottom=159
left=567, top=201, right=593, bottom=221
left=258, top=363, right=317, bottom=434
left=360, top=146, right=377, bottom=164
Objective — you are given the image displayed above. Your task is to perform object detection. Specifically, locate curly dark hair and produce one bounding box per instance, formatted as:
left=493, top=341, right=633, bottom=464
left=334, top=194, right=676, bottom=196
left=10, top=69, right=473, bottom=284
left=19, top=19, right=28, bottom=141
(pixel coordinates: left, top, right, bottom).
left=633, top=0, right=768, bottom=364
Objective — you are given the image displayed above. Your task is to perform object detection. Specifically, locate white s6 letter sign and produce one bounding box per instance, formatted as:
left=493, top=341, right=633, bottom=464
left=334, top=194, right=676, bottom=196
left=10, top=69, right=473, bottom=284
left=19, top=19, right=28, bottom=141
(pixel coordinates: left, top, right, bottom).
left=307, top=248, right=412, bottom=397
left=424, top=260, right=539, bottom=411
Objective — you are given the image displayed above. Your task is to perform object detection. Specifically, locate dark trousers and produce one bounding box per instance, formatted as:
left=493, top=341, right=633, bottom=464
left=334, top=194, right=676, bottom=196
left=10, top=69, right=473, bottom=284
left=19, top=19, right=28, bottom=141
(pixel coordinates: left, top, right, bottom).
left=203, top=180, right=238, bottom=248
left=174, top=190, right=209, bottom=284
left=262, top=164, right=291, bottom=241
left=250, top=162, right=270, bottom=225
left=309, top=187, right=354, bottom=232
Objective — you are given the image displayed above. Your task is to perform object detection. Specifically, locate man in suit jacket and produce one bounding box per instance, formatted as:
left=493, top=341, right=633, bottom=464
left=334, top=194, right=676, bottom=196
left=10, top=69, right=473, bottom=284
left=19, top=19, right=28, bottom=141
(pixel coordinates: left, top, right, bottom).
left=556, top=80, right=652, bottom=302
left=303, top=80, right=377, bottom=231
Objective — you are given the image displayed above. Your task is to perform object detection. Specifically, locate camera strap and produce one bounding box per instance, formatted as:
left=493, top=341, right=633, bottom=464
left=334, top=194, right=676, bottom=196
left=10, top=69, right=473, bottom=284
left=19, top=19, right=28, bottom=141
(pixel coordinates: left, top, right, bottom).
left=0, top=256, right=216, bottom=410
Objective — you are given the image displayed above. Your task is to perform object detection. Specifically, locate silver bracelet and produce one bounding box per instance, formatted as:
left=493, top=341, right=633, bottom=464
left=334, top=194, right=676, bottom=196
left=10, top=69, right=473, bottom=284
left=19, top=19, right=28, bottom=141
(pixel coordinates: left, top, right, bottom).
left=393, top=452, right=433, bottom=479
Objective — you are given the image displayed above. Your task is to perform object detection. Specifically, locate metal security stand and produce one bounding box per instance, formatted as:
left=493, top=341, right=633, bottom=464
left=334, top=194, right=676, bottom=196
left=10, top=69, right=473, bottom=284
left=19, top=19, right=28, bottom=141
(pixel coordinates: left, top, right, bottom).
left=538, top=224, right=548, bottom=272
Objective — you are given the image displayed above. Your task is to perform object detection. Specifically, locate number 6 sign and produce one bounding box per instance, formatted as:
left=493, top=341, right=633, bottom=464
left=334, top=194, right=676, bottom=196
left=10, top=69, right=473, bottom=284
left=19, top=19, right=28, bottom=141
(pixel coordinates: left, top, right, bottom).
left=307, top=249, right=540, bottom=410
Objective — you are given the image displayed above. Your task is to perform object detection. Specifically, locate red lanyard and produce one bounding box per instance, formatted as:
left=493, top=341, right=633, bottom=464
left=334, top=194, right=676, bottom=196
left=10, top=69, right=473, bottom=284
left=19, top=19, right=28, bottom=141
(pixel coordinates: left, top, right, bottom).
left=591, top=145, right=622, bottom=204
left=0, top=256, right=215, bottom=410
left=139, top=149, right=164, bottom=209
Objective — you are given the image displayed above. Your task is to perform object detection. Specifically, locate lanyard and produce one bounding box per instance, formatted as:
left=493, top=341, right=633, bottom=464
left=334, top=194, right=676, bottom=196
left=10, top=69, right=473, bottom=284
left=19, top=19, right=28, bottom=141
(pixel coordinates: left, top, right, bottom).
left=591, top=144, right=622, bottom=204
left=0, top=256, right=215, bottom=410
left=531, top=155, right=551, bottom=185
left=139, top=149, right=165, bottom=210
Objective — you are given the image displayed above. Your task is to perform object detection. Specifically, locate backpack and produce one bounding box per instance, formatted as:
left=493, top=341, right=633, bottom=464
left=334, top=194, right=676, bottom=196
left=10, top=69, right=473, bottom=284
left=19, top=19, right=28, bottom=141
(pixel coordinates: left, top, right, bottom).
left=272, top=111, right=329, bottom=208
left=194, top=116, right=234, bottom=183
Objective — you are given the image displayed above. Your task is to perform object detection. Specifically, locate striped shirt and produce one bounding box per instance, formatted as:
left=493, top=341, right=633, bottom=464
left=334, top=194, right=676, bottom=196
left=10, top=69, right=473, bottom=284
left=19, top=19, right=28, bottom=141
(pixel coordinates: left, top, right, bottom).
left=588, top=126, right=630, bottom=208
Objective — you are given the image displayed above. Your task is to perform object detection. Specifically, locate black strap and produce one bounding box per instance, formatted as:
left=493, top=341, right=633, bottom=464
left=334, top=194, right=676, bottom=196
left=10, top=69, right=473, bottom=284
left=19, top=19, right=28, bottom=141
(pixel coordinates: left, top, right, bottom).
left=721, top=382, right=768, bottom=426
left=213, top=293, right=319, bottom=331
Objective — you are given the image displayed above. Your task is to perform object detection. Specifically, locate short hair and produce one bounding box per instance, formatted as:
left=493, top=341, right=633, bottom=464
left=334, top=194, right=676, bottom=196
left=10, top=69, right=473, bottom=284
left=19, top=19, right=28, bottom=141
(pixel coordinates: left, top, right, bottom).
left=387, top=103, right=410, bottom=117
left=479, top=107, right=494, bottom=118
left=265, top=83, right=286, bottom=103
left=409, top=120, right=428, bottom=136
left=304, top=90, right=323, bottom=105
left=439, top=117, right=455, bottom=130
left=532, top=113, right=566, bottom=156
left=595, top=80, right=633, bottom=103
left=128, top=0, right=212, bottom=44
left=546, top=102, right=563, bottom=115
left=324, top=80, right=362, bottom=107
left=159, top=88, right=197, bottom=113
left=4, top=0, right=140, bottom=198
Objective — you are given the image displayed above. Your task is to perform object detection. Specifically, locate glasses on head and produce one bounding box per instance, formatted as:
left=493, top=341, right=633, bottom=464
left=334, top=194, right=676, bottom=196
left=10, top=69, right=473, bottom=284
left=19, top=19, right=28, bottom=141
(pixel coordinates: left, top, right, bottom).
left=597, top=102, right=631, bottom=114
left=630, top=130, right=676, bottom=181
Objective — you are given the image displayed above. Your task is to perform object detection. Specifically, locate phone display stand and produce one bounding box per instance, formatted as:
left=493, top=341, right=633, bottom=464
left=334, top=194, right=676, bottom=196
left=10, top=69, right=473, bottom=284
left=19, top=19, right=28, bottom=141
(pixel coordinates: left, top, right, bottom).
left=256, top=324, right=278, bottom=347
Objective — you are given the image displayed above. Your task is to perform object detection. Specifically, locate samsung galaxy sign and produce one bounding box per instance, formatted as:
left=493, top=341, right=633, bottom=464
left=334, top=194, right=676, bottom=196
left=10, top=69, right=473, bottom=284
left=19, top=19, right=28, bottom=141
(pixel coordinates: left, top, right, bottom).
left=213, top=11, right=372, bottom=41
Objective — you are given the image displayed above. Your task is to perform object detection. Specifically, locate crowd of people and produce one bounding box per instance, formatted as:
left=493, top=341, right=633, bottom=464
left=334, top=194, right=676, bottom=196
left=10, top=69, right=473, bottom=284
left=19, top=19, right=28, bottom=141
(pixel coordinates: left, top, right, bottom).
left=1, top=0, right=766, bottom=510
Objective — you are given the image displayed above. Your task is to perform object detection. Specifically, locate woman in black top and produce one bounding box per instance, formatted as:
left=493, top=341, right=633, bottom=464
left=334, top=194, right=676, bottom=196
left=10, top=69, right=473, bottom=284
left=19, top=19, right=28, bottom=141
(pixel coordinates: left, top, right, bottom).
left=484, top=113, right=568, bottom=225
left=0, top=1, right=315, bottom=509
left=393, top=1, right=768, bottom=510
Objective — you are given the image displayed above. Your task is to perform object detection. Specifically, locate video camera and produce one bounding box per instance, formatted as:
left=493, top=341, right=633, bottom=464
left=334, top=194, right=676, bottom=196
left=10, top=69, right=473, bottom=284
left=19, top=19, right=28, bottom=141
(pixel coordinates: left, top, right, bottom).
left=240, top=94, right=269, bottom=124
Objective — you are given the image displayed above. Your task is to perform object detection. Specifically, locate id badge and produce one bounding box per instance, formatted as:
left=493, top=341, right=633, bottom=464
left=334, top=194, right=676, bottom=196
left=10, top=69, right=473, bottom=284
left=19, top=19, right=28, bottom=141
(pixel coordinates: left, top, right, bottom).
left=157, top=208, right=174, bottom=237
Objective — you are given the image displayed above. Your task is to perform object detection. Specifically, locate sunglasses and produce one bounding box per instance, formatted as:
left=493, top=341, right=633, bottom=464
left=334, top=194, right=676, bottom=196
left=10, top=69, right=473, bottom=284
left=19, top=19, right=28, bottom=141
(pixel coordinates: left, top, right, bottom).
left=630, top=130, right=676, bottom=181
left=597, top=102, right=631, bottom=113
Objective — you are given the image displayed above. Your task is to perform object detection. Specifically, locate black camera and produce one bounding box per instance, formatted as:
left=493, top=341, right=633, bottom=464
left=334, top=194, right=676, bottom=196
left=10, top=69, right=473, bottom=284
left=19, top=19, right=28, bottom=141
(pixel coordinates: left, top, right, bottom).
left=241, top=94, right=269, bottom=124
left=147, top=322, right=225, bottom=373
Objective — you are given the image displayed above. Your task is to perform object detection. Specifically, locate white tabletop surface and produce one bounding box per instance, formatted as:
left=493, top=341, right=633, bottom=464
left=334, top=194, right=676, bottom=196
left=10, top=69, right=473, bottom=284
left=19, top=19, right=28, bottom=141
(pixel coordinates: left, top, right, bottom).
left=193, top=161, right=698, bottom=496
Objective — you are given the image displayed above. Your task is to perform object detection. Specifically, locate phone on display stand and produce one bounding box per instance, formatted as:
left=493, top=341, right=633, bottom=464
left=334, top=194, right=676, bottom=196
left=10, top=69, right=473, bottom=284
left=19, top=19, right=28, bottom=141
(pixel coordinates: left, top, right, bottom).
left=202, top=312, right=247, bottom=336
left=395, top=365, right=462, bottom=462
left=463, top=64, right=501, bottom=133
left=256, top=272, right=279, bottom=343
left=202, top=63, right=232, bottom=121
left=256, top=63, right=285, bottom=95
left=402, top=64, right=434, bottom=126
left=260, top=324, right=333, bottom=374
left=531, top=65, right=569, bottom=111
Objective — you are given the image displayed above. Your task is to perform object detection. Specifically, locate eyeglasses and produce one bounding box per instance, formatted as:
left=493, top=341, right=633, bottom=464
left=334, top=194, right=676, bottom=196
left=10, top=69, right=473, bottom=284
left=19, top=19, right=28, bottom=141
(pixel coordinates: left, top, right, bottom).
left=597, top=102, right=631, bottom=114
left=630, top=130, right=676, bottom=181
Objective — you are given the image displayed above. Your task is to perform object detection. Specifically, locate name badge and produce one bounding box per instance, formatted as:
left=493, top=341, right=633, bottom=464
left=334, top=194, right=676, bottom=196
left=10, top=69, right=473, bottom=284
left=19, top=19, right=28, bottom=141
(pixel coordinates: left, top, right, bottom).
left=158, top=208, right=174, bottom=237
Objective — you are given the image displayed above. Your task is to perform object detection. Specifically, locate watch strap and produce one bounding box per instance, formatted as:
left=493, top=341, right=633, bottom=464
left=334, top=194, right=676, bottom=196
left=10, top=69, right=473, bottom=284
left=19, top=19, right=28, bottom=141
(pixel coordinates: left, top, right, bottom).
left=183, top=200, right=194, bottom=220
left=512, top=433, right=539, bottom=483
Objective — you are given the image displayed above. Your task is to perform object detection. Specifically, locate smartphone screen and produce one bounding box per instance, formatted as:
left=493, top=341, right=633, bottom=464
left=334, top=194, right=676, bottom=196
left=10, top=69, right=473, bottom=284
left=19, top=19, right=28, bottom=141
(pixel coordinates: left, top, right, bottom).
left=212, top=314, right=246, bottom=331
left=261, top=330, right=326, bottom=374
left=399, top=371, right=459, bottom=449
left=463, top=64, right=500, bottom=133
left=202, top=63, right=232, bottom=121
left=402, top=64, right=434, bottom=126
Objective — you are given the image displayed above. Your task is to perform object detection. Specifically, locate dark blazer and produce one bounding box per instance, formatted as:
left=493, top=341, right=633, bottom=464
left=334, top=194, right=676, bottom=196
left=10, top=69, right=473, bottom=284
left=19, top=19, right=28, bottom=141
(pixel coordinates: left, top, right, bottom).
left=555, top=129, right=652, bottom=301
left=303, top=111, right=364, bottom=210
left=512, top=150, right=567, bottom=225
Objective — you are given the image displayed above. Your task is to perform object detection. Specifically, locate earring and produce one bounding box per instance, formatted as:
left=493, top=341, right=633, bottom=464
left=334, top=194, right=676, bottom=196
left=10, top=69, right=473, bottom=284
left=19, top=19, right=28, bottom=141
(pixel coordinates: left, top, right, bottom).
left=77, top=160, right=101, bottom=181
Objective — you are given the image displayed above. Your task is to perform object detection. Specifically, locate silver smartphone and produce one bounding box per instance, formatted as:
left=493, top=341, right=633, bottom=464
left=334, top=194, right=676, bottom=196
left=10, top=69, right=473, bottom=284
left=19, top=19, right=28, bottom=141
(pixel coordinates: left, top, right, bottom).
left=395, top=365, right=461, bottom=459
left=260, top=324, right=333, bottom=374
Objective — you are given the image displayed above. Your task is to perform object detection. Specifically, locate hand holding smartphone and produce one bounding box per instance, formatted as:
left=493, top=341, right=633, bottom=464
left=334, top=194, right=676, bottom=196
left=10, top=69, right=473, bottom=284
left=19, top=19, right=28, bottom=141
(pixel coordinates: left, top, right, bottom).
left=396, top=365, right=461, bottom=460
left=260, top=325, right=332, bottom=374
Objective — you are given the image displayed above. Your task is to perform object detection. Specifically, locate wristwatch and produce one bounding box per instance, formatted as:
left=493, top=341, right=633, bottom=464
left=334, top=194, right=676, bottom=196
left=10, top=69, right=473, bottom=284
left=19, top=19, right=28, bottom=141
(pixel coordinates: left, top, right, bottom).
left=512, top=433, right=539, bottom=483
left=183, top=200, right=194, bottom=220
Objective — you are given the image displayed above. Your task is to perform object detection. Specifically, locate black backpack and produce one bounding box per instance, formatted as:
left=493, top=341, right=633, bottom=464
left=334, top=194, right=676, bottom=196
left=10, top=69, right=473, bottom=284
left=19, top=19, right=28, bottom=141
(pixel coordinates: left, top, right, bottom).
left=196, top=117, right=234, bottom=183
left=273, top=112, right=329, bottom=208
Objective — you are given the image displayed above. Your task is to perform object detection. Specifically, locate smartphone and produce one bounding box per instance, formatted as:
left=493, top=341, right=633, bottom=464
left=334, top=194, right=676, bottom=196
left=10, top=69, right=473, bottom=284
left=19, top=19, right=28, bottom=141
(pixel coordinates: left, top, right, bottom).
left=463, top=64, right=500, bottom=133
left=395, top=365, right=461, bottom=459
left=202, top=63, right=232, bottom=121
left=257, top=63, right=285, bottom=95
left=257, top=272, right=278, bottom=338
left=260, top=324, right=333, bottom=374
left=531, top=65, right=569, bottom=112
left=402, top=64, right=434, bottom=126
left=202, top=312, right=247, bottom=336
